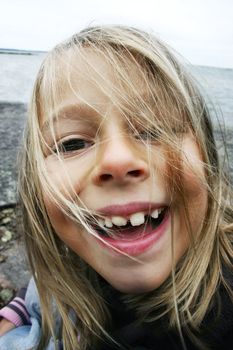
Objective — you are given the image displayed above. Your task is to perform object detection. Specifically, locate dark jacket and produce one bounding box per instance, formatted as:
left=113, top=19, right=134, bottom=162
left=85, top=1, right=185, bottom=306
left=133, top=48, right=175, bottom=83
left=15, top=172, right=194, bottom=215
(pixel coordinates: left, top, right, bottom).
left=98, top=272, right=233, bottom=350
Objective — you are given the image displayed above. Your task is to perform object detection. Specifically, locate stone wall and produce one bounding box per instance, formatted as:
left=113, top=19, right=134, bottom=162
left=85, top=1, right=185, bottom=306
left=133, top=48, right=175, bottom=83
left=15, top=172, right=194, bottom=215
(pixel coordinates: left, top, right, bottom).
left=0, top=103, right=27, bottom=206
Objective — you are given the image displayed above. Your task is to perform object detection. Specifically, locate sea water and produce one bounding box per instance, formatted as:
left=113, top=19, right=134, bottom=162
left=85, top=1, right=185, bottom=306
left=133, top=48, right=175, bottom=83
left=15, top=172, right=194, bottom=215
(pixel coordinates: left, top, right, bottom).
left=0, top=52, right=232, bottom=127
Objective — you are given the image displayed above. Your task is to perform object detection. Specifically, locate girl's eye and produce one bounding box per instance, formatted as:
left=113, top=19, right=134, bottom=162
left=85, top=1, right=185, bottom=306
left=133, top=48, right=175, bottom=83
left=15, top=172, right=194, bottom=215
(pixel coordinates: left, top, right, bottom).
left=54, top=138, right=93, bottom=154
left=135, top=129, right=161, bottom=141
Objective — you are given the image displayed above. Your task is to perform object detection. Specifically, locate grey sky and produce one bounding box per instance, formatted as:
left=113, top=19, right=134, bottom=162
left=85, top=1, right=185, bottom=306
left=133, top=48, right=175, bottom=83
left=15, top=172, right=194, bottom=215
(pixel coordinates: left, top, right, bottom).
left=1, top=0, right=233, bottom=68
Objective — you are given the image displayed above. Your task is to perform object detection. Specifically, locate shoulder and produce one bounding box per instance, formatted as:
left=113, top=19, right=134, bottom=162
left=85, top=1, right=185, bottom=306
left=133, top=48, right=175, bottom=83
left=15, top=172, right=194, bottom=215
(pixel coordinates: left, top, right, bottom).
left=200, top=267, right=233, bottom=348
left=0, top=278, right=43, bottom=350
left=25, top=277, right=41, bottom=320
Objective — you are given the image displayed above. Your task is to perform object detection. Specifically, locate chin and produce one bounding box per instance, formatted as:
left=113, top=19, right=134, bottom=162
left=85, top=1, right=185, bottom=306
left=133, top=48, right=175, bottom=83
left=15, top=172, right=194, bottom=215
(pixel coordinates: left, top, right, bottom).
left=105, top=275, right=165, bottom=294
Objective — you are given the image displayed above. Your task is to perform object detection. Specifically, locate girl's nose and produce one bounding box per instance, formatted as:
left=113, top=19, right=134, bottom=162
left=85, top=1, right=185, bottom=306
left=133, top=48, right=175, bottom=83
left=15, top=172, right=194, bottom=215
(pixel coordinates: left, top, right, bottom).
left=92, top=136, right=149, bottom=186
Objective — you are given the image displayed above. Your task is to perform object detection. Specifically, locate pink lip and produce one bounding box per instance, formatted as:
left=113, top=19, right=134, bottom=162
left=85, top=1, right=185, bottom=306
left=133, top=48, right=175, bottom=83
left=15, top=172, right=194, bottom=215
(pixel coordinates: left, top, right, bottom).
left=97, top=202, right=167, bottom=217
left=94, top=209, right=170, bottom=256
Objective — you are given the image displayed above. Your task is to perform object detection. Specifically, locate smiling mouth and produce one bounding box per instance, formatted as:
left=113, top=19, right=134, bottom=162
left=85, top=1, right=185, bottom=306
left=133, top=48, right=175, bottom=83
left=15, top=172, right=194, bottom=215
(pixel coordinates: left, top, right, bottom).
left=92, top=207, right=168, bottom=240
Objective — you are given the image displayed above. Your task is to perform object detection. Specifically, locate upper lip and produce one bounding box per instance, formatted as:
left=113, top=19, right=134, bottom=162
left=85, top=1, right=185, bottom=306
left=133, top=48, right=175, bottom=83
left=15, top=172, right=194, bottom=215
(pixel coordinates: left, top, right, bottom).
left=97, top=202, right=167, bottom=217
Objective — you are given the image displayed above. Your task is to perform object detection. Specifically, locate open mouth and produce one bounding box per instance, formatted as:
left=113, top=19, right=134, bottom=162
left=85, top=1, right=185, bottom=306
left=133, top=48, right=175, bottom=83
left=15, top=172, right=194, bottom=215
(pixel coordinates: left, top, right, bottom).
left=92, top=207, right=168, bottom=241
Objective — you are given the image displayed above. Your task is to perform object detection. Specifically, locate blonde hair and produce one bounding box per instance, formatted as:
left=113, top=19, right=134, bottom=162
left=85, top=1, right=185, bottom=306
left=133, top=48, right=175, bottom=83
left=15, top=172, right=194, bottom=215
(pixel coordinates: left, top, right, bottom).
left=19, top=26, right=232, bottom=349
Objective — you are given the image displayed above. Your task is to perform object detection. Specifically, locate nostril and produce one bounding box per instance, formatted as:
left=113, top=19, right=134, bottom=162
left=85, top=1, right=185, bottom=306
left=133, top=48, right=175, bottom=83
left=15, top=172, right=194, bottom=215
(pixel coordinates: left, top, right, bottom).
left=99, top=170, right=142, bottom=182
left=100, top=174, right=113, bottom=182
left=128, top=170, right=142, bottom=177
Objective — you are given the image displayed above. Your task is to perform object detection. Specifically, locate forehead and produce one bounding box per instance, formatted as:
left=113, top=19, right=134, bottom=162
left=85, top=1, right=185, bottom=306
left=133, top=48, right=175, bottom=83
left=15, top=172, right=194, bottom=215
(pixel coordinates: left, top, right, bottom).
left=55, top=48, right=145, bottom=107
left=40, top=46, right=188, bottom=137
left=39, top=47, right=153, bottom=128
left=41, top=45, right=189, bottom=133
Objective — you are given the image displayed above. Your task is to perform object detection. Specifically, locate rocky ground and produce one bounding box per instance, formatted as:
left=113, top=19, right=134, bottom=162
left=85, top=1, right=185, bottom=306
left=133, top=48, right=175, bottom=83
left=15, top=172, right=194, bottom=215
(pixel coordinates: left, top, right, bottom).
left=0, top=103, right=30, bottom=308
left=0, top=102, right=232, bottom=308
left=0, top=205, right=30, bottom=308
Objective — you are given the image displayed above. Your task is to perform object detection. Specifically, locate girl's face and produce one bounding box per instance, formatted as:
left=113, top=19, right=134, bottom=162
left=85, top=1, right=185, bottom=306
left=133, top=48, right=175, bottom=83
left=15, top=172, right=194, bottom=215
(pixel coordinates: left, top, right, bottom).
left=42, top=49, right=207, bottom=293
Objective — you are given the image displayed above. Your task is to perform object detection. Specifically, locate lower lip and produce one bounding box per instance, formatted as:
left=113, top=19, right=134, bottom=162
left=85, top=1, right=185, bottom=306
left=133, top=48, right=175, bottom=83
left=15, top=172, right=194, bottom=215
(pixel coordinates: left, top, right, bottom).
left=94, top=210, right=170, bottom=256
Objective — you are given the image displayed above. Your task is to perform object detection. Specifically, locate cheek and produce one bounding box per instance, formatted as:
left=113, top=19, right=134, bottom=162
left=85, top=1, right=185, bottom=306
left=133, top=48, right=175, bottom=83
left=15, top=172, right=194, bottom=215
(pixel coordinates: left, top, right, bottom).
left=41, top=159, right=76, bottom=234
left=180, top=139, right=208, bottom=230
left=44, top=157, right=88, bottom=198
left=43, top=194, right=69, bottom=236
left=42, top=157, right=92, bottom=243
left=44, top=194, right=86, bottom=257
left=182, top=141, right=207, bottom=198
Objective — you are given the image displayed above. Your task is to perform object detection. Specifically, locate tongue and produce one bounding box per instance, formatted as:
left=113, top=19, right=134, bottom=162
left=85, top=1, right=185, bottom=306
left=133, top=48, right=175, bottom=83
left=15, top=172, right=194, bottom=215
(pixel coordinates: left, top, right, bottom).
left=108, top=222, right=153, bottom=240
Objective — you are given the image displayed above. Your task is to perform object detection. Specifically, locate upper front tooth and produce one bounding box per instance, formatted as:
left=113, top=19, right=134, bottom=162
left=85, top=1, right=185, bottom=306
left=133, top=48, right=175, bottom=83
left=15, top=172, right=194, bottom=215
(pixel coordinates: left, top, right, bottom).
left=151, top=209, right=159, bottom=219
left=129, top=212, right=145, bottom=226
left=105, top=217, right=113, bottom=228
left=112, top=216, right=127, bottom=226
left=97, top=218, right=105, bottom=227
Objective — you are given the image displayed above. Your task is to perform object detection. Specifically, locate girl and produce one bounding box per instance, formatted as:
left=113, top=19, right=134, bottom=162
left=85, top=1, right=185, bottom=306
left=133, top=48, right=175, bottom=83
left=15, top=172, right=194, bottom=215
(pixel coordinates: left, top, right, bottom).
left=0, top=25, right=232, bottom=350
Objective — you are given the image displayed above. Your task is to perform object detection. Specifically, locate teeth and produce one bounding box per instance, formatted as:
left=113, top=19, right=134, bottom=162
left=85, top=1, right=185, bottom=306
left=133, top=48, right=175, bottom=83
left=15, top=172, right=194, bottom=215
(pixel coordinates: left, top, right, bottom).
left=99, top=208, right=165, bottom=228
left=97, top=218, right=105, bottom=227
left=129, top=212, right=145, bottom=226
left=112, top=216, right=127, bottom=226
left=151, top=209, right=159, bottom=219
left=105, top=217, right=113, bottom=228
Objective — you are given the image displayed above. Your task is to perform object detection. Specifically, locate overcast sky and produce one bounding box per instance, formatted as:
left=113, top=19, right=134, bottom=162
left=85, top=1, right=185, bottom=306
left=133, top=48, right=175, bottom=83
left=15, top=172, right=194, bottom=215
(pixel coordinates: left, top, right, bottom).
left=1, top=0, right=233, bottom=68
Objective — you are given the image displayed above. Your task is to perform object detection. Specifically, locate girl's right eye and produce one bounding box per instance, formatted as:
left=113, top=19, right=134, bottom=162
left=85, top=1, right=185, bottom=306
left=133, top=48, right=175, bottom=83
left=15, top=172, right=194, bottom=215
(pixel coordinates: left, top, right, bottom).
left=53, top=138, right=93, bottom=155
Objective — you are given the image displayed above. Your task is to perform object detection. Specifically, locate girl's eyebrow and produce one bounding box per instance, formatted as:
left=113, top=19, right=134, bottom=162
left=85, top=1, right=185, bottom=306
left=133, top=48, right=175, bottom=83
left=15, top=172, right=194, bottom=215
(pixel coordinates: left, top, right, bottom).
left=41, top=102, right=100, bottom=133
